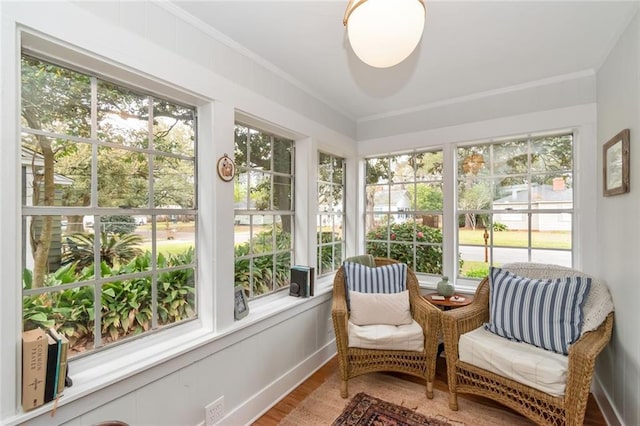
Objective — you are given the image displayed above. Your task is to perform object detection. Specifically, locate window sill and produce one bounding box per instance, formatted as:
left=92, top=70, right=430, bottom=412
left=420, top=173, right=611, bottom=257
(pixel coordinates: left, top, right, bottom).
left=5, top=279, right=335, bottom=426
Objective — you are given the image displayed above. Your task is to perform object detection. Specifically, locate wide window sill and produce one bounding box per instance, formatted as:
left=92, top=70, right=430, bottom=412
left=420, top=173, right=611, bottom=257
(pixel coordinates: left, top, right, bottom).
left=5, top=279, right=335, bottom=426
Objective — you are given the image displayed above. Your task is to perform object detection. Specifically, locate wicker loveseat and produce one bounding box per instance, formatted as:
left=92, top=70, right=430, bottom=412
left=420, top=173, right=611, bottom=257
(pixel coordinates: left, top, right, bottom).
left=441, top=263, right=614, bottom=426
left=331, top=257, right=442, bottom=399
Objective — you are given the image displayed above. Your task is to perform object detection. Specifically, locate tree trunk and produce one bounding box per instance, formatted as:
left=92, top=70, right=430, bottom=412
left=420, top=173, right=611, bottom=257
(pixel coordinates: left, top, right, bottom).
left=30, top=135, right=55, bottom=288
left=66, top=215, right=85, bottom=233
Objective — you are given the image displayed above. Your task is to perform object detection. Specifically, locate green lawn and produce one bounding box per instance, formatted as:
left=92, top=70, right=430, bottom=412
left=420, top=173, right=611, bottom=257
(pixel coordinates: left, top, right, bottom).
left=140, top=241, right=195, bottom=256
left=458, top=229, right=571, bottom=249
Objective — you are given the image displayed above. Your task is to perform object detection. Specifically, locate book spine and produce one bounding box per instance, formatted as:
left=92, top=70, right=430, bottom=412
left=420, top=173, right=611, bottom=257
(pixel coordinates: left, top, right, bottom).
left=43, top=334, right=60, bottom=403
left=56, top=337, right=68, bottom=395
left=49, top=328, right=69, bottom=395
left=22, top=329, right=48, bottom=411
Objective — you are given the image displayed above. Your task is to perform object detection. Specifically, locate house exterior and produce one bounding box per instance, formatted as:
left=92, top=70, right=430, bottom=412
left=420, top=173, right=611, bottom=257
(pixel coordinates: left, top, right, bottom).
left=493, top=179, right=572, bottom=231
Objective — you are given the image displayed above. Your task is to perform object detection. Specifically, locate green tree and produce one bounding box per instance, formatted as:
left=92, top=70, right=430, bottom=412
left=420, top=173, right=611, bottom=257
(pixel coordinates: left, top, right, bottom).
left=21, top=55, right=195, bottom=286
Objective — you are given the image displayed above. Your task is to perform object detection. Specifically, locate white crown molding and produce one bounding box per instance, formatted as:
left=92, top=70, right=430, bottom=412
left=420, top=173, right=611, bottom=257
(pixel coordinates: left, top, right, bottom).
left=357, top=69, right=596, bottom=124
left=158, top=1, right=356, bottom=122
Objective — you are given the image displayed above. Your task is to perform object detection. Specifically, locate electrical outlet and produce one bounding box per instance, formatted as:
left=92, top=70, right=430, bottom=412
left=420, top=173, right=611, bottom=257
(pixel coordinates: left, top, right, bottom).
left=205, top=396, right=224, bottom=426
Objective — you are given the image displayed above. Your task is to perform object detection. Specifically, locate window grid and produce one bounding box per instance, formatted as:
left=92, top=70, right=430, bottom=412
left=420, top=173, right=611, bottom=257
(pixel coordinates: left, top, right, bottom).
left=317, top=152, right=345, bottom=276
left=234, top=123, right=295, bottom=299
left=21, top=55, right=197, bottom=358
left=456, top=133, right=574, bottom=278
left=364, top=150, right=444, bottom=275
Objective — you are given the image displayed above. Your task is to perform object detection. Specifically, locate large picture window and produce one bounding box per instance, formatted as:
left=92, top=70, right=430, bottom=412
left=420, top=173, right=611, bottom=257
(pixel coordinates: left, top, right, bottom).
left=364, top=150, right=444, bottom=275
left=21, top=55, right=197, bottom=357
left=234, top=123, right=294, bottom=299
left=456, top=133, right=573, bottom=278
left=317, top=152, right=345, bottom=276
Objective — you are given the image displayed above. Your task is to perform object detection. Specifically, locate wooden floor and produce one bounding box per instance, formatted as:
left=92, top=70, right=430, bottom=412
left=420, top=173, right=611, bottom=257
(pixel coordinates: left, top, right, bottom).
left=252, top=355, right=607, bottom=425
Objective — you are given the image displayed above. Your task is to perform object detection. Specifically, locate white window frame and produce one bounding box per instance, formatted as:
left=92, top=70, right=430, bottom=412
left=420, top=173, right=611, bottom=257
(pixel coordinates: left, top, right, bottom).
left=233, top=122, right=296, bottom=300
left=363, top=149, right=445, bottom=277
left=0, top=30, right=216, bottom=423
left=317, top=151, right=346, bottom=276
left=454, top=132, right=575, bottom=279
left=20, top=53, right=199, bottom=356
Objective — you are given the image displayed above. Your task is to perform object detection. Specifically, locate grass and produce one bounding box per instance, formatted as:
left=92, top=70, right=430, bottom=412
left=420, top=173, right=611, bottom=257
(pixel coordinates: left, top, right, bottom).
left=458, top=229, right=571, bottom=249
left=139, top=241, right=195, bottom=256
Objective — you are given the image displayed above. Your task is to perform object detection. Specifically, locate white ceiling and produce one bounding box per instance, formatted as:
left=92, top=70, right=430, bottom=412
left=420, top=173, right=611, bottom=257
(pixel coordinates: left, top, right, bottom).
left=169, top=1, right=638, bottom=121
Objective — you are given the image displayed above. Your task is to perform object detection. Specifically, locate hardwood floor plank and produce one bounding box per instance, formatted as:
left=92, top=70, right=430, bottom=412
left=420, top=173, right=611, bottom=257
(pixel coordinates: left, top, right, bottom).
left=252, top=356, right=607, bottom=425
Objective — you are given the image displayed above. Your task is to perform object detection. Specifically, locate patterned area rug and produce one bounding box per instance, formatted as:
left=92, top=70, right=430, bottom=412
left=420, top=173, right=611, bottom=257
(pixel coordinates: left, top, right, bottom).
left=279, top=369, right=533, bottom=426
left=333, top=392, right=453, bottom=426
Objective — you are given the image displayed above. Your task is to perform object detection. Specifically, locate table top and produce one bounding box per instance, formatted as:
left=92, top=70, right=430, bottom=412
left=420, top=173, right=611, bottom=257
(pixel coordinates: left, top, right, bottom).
left=423, top=291, right=474, bottom=309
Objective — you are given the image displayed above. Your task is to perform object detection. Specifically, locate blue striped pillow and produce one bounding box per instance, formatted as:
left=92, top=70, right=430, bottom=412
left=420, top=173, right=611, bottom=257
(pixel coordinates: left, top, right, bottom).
left=484, top=267, right=591, bottom=355
left=343, top=261, right=407, bottom=309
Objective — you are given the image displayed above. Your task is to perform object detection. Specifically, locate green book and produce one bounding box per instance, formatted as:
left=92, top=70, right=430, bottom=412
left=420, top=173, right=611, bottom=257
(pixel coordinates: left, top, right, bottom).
left=47, top=328, right=69, bottom=395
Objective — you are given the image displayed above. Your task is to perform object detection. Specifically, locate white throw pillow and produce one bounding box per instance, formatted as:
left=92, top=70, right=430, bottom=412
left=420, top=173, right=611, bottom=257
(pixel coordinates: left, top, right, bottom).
left=349, top=290, right=412, bottom=326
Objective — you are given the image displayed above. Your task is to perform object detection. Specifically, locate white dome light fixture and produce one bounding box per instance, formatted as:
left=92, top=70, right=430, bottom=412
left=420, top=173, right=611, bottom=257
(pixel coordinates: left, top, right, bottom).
left=343, top=0, right=426, bottom=69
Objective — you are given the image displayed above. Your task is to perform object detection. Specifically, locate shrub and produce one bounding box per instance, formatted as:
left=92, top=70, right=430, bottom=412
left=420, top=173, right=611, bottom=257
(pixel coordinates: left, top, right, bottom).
left=101, top=215, right=137, bottom=235
left=23, top=247, right=195, bottom=354
left=492, top=222, right=508, bottom=231
left=318, top=231, right=343, bottom=274
left=366, top=222, right=443, bottom=274
left=234, top=225, right=292, bottom=296
left=62, top=232, right=143, bottom=268
left=464, top=266, right=490, bottom=278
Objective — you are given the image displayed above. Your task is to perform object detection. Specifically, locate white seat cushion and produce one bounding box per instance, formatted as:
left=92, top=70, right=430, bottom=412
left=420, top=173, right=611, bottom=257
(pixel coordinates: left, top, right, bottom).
left=459, top=327, right=568, bottom=396
left=348, top=320, right=424, bottom=352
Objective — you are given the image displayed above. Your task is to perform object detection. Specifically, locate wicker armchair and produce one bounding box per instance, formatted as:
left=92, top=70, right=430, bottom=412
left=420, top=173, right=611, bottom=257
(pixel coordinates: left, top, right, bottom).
left=331, top=257, right=442, bottom=399
left=441, top=263, right=614, bottom=426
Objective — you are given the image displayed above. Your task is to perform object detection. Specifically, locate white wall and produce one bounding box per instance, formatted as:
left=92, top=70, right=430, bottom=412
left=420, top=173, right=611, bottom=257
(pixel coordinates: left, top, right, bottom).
left=595, top=9, right=640, bottom=426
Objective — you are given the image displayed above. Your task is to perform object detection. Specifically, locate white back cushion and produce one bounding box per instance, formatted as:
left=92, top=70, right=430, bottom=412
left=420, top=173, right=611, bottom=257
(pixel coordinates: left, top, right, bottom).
left=349, top=290, right=412, bottom=326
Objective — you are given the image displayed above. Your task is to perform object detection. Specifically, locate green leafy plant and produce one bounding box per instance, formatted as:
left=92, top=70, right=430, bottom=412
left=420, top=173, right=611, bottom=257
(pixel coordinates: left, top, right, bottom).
left=366, top=222, right=444, bottom=274
left=234, top=226, right=291, bottom=296
left=464, top=266, right=490, bottom=278
left=157, top=248, right=196, bottom=325
left=492, top=222, right=508, bottom=231
left=62, top=232, right=143, bottom=268
left=23, top=247, right=195, bottom=354
left=318, top=231, right=343, bottom=274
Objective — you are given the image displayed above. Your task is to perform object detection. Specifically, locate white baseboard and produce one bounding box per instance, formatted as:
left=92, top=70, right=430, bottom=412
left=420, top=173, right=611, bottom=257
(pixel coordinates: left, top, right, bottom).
left=219, top=340, right=337, bottom=425
left=592, top=373, right=623, bottom=426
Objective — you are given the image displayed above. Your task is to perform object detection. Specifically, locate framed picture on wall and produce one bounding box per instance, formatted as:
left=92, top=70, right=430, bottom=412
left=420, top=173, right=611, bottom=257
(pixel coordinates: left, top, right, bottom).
left=234, top=286, right=249, bottom=320
left=217, top=154, right=236, bottom=182
left=603, top=129, right=630, bottom=197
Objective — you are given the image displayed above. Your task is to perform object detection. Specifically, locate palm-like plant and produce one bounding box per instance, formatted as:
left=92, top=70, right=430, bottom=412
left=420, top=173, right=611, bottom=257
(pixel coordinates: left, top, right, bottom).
left=62, top=232, right=143, bottom=269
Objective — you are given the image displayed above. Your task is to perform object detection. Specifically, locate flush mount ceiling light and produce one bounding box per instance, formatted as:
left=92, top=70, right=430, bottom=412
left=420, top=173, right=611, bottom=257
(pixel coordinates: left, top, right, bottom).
left=343, top=0, right=426, bottom=68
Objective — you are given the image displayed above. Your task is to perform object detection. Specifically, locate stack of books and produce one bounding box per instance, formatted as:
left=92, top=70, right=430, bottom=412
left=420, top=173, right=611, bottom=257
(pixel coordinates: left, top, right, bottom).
left=22, top=327, right=70, bottom=411
left=290, top=265, right=315, bottom=298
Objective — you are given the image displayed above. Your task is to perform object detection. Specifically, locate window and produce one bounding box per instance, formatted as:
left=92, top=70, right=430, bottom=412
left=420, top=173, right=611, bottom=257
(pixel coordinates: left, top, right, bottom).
left=364, top=150, right=444, bottom=275
left=456, top=133, right=573, bottom=278
left=234, top=123, right=294, bottom=299
left=317, top=152, right=345, bottom=275
left=20, top=56, right=197, bottom=357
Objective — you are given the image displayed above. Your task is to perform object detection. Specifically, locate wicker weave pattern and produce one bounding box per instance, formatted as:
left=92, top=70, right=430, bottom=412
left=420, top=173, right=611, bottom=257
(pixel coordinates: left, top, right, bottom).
left=332, top=258, right=441, bottom=399
left=442, top=264, right=614, bottom=426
